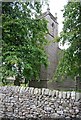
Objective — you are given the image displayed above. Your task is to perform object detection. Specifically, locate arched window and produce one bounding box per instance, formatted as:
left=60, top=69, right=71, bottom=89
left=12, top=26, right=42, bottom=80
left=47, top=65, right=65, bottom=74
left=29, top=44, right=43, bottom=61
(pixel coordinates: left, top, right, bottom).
left=51, top=22, right=54, bottom=37
left=52, top=23, right=54, bottom=27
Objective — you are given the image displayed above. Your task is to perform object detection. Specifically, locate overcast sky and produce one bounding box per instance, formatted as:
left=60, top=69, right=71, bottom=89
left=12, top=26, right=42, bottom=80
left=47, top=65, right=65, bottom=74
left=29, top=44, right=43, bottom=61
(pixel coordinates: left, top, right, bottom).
left=43, top=0, right=68, bottom=34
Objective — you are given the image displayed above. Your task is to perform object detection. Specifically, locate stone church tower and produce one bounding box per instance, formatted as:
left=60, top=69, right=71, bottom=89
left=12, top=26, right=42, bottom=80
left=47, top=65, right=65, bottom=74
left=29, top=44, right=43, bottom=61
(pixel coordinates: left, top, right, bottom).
left=29, top=8, right=59, bottom=89
left=40, top=8, right=58, bottom=80
left=29, top=7, right=77, bottom=90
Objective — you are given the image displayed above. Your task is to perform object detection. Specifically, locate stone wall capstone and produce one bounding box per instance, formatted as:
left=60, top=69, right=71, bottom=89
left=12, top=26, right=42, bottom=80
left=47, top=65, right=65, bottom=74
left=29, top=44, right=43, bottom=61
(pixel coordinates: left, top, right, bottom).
left=0, top=86, right=81, bottom=119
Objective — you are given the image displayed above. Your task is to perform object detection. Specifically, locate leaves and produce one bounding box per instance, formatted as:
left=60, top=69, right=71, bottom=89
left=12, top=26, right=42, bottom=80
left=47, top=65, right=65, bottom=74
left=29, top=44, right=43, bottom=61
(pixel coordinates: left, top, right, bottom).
left=1, top=2, right=48, bottom=85
left=55, top=2, right=81, bottom=80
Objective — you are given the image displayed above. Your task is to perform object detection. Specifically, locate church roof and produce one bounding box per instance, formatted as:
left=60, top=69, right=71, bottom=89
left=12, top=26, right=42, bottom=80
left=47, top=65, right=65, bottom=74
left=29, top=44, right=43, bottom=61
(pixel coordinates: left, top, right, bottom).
left=39, top=11, right=58, bottom=24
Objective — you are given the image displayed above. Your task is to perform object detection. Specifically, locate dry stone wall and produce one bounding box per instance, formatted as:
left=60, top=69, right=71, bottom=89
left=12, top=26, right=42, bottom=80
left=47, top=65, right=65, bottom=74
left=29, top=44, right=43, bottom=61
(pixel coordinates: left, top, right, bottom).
left=0, top=86, right=81, bottom=120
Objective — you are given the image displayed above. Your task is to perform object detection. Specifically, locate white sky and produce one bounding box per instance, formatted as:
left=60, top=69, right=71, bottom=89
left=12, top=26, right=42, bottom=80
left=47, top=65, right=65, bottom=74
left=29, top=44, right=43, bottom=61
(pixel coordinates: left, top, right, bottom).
left=43, top=0, right=68, bottom=34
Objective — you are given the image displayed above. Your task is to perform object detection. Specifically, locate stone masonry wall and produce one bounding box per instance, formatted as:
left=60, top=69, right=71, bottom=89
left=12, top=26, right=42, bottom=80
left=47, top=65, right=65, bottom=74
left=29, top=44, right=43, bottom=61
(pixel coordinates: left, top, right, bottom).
left=0, top=86, right=81, bottom=119
left=40, top=13, right=58, bottom=81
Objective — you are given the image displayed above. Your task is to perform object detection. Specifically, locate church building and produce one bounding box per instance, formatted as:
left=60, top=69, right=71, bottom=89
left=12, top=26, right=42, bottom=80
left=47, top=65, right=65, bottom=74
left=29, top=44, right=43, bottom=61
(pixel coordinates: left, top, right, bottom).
left=29, top=7, right=59, bottom=89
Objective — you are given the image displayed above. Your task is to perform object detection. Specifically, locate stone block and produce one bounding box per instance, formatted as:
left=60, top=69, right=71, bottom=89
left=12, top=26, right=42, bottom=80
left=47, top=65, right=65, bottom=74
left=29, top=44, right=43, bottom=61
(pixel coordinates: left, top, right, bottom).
left=66, top=92, right=71, bottom=99
left=44, top=89, right=49, bottom=96
left=34, top=88, right=39, bottom=95
left=63, top=92, right=67, bottom=99
left=76, top=93, right=80, bottom=101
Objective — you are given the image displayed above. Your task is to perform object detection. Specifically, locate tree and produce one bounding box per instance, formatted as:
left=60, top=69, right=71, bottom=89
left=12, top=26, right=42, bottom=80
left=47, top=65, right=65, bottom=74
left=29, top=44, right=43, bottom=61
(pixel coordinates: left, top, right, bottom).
left=1, top=1, right=48, bottom=85
left=55, top=2, right=81, bottom=80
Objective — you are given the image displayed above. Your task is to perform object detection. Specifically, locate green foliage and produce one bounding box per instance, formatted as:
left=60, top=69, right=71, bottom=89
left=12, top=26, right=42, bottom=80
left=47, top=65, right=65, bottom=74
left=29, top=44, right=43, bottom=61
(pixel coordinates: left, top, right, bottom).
left=1, top=2, right=48, bottom=85
left=55, top=2, right=81, bottom=80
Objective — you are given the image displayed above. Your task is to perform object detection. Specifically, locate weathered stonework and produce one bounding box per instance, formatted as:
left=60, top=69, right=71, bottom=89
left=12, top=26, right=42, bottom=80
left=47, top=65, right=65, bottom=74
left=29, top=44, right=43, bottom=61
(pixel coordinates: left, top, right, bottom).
left=0, top=86, right=81, bottom=119
left=29, top=10, right=59, bottom=89
left=40, top=11, right=58, bottom=81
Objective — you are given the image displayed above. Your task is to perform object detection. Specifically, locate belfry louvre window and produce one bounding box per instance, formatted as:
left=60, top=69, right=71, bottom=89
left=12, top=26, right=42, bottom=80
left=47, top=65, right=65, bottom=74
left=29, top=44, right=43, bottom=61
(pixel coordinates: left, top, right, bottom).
left=51, top=22, right=54, bottom=37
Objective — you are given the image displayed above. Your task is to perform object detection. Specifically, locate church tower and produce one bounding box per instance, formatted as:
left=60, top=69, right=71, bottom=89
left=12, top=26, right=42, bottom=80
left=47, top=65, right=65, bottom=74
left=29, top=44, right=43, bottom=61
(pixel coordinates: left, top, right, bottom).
left=29, top=7, right=59, bottom=89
